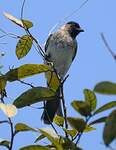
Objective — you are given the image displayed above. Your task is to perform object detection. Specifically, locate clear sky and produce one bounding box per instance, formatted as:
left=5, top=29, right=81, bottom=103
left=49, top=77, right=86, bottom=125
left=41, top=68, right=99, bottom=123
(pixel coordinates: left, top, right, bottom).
left=0, top=0, right=116, bottom=150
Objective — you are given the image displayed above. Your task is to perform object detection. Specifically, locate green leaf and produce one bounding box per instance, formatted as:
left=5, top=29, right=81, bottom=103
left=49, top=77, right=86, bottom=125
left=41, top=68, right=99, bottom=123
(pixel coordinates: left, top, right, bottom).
left=13, top=87, right=56, bottom=108
left=6, top=64, right=49, bottom=81
left=34, top=134, right=46, bottom=143
left=0, top=76, right=7, bottom=91
left=53, top=115, right=64, bottom=127
left=71, top=100, right=91, bottom=116
left=16, top=35, right=33, bottom=59
left=67, top=117, right=86, bottom=132
left=94, top=81, right=116, bottom=95
left=103, top=110, right=116, bottom=146
left=45, top=70, right=60, bottom=91
left=89, top=117, right=107, bottom=125
left=22, top=20, right=33, bottom=29
left=84, top=125, right=96, bottom=133
left=62, top=128, right=77, bottom=137
left=84, top=89, right=97, bottom=111
left=94, top=101, right=116, bottom=115
left=15, top=123, right=36, bottom=133
left=0, top=140, right=10, bottom=149
left=39, top=128, right=63, bottom=150
left=62, top=138, right=83, bottom=150
left=20, top=145, right=50, bottom=150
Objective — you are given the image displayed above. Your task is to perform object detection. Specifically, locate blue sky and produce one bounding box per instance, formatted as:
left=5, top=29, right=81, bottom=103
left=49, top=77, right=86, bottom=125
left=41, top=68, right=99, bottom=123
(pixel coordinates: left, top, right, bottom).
left=0, top=0, right=116, bottom=150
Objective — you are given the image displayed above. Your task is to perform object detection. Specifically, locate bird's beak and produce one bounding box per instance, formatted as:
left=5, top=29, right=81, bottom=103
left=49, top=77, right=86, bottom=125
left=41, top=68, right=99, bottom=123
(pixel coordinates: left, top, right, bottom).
left=79, top=28, right=84, bottom=32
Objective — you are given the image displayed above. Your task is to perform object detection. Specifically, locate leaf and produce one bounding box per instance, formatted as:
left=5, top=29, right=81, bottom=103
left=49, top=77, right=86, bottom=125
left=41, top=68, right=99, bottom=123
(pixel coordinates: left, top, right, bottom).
left=45, top=70, right=60, bottom=91
left=15, top=123, right=36, bottom=133
left=94, top=81, right=116, bottom=95
left=103, top=110, right=116, bottom=146
left=6, top=64, right=50, bottom=82
left=39, top=128, right=63, bottom=150
left=84, top=89, right=97, bottom=111
left=0, top=140, right=10, bottom=149
left=13, top=87, right=56, bottom=108
left=89, top=116, right=107, bottom=125
left=67, top=117, right=86, bottom=132
left=20, top=145, right=50, bottom=150
left=22, top=20, right=33, bottom=29
left=0, top=103, right=17, bottom=117
left=84, top=125, right=96, bottom=133
left=0, top=76, right=7, bottom=91
left=62, top=128, right=77, bottom=137
left=34, top=134, right=46, bottom=143
left=16, top=35, right=33, bottom=59
left=94, top=101, right=116, bottom=115
left=4, top=12, right=33, bottom=29
left=71, top=100, right=91, bottom=116
left=53, top=115, right=64, bottom=127
left=62, top=138, right=83, bottom=150
left=4, top=12, right=24, bottom=27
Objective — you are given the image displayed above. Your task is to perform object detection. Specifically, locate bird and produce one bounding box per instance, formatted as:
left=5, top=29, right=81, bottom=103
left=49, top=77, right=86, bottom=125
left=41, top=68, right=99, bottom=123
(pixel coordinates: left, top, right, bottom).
left=41, top=21, right=84, bottom=124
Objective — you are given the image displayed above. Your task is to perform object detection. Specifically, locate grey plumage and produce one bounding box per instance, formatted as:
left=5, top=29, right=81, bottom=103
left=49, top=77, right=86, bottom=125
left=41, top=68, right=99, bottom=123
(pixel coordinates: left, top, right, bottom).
left=41, top=21, right=84, bottom=124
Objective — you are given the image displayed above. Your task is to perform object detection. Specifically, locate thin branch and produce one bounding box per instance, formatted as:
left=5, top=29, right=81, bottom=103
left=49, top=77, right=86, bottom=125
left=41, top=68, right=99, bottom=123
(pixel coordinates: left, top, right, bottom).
left=20, top=0, right=26, bottom=20
left=0, top=120, right=10, bottom=124
left=49, top=0, right=89, bottom=34
left=18, top=79, right=35, bottom=88
left=44, top=108, right=58, bottom=135
left=8, top=118, right=15, bottom=150
left=75, top=116, right=91, bottom=145
left=26, top=29, right=45, bottom=59
left=60, top=84, right=68, bottom=138
left=101, top=33, right=116, bottom=61
left=62, top=0, right=89, bottom=22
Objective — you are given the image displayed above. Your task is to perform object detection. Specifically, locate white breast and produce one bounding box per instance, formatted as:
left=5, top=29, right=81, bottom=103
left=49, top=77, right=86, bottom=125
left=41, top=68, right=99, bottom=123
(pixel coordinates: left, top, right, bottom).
left=45, top=32, right=77, bottom=78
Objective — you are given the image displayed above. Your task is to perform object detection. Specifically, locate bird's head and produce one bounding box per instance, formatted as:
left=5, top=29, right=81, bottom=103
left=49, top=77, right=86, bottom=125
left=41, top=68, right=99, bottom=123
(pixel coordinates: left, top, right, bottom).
left=62, top=21, right=84, bottom=39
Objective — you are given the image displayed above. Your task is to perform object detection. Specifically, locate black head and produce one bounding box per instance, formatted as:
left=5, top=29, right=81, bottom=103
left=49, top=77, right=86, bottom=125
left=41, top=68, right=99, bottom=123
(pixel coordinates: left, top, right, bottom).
left=66, top=21, right=84, bottom=38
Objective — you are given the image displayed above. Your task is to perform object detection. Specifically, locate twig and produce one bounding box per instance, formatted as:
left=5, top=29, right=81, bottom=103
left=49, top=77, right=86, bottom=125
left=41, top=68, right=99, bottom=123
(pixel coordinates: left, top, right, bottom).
left=18, top=79, right=35, bottom=88
left=20, top=0, right=26, bottom=20
left=26, top=29, right=45, bottom=59
left=8, top=118, right=15, bottom=150
left=44, top=108, right=58, bottom=135
left=0, top=120, right=10, bottom=124
left=101, top=33, right=116, bottom=61
left=49, top=0, right=89, bottom=34
left=60, top=84, right=68, bottom=138
left=75, top=116, right=91, bottom=145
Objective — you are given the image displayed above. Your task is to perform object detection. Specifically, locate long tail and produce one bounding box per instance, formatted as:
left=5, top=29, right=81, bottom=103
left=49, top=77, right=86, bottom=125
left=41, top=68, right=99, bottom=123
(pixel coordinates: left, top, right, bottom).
left=41, top=93, right=62, bottom=124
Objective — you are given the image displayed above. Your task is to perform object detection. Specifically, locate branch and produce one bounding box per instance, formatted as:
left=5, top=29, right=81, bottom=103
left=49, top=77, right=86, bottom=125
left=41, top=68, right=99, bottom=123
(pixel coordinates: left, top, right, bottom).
left=18, top=79, right=35, bottom=88
left=20, top=0, right=26, bottom=19
left=101, top=33, right=116, bottom=61
left=60, top=83, right=68, bottom=138
left=8, top=118, right=15, bottom=150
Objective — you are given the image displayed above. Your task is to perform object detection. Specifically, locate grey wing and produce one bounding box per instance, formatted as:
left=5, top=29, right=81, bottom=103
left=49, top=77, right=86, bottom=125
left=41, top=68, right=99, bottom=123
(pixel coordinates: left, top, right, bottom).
left=72, top=41, right=78, bottom=62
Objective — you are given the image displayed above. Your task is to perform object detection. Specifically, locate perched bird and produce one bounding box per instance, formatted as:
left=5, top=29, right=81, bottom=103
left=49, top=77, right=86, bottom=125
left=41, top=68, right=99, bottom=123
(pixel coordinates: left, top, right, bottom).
left=41, top=21, right=84, bottom=124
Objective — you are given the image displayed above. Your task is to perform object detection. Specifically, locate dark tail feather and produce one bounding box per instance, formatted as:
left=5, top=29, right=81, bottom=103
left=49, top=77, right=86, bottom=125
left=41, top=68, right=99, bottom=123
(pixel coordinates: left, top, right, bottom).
left=41, top=99, right=60, bottom=124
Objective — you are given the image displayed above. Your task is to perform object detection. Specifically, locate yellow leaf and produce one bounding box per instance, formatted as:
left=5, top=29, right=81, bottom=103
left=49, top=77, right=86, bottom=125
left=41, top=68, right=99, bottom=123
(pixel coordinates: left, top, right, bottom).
left=45, top=71, right=60, bottom=91
left=16, top=35, right=33, bottom=59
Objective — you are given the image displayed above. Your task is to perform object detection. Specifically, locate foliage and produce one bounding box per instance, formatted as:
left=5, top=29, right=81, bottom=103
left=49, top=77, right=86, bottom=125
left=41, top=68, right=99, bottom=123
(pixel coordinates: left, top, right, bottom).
left=0, top=9, right=115, bottom=150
